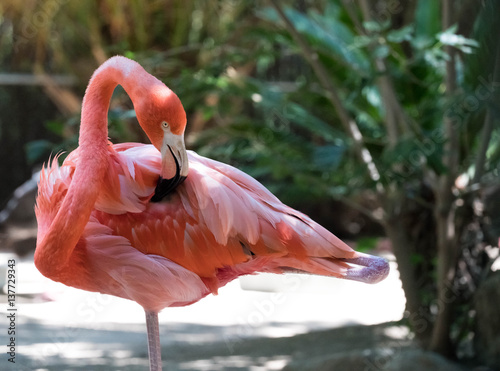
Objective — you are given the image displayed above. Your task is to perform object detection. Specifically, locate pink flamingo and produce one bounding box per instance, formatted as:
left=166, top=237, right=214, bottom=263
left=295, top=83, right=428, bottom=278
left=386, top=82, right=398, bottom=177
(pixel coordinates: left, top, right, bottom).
left=34, top=56, right=389, bottom=370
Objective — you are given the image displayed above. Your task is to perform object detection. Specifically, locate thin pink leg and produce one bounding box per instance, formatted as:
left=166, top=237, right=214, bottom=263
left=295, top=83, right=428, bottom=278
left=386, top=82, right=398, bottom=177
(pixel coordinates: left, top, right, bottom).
left=145, top=310, right=162, bottom=371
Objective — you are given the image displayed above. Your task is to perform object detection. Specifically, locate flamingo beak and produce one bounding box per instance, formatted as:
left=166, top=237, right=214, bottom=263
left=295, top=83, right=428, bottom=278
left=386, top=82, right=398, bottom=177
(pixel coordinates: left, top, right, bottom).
left=151, top=133, right=188, bottom=202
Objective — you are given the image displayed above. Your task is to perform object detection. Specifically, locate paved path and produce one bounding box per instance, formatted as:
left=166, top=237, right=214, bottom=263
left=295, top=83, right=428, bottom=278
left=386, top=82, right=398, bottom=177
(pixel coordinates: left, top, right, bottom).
left=1, top=252, right=405, bottom=370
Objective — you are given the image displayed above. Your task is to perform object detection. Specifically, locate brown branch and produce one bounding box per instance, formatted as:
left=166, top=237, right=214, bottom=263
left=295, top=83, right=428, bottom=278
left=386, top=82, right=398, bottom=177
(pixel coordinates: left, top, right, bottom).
left=339, top=194, right=385, bottom=225
left=472, top=44, right=500, bottom=184
left=32, top=66, right=81, bottom=116
left=268, top=0, right=384, bottom=192
left=0, top=74, right=76, bottom=86
left=430, top=0, right=460, bottom=356
left=341, top=0, right=364, bottom=35
left=357, top=0, right=417, bottom=145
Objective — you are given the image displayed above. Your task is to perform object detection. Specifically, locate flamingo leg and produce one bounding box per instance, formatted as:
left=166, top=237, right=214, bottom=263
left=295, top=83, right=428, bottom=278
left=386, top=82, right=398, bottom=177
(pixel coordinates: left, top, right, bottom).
left=145, top=310, right=162, bottom=371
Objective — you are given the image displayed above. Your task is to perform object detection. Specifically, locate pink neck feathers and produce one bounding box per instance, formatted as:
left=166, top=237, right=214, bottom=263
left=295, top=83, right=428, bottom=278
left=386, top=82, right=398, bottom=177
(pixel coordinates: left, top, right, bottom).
left=35, top=57, right=144, bottom=275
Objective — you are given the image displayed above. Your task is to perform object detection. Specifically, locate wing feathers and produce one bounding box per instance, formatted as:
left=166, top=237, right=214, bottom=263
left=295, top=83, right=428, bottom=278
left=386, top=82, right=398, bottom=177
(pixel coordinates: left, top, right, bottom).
left=37, top=143, right=360, bottom=307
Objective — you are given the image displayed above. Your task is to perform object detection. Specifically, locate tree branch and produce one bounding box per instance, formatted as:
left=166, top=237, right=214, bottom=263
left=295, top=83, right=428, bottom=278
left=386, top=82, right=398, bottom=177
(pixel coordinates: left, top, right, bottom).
left=341, top=0, right=364, bottom=35
left=357, top=0, right=417, bottom=145
left=430, top=0, right=460, bottom=355
left=338, top=195, right=385, bottom=225
left=472, top=43, right=500, bottom=184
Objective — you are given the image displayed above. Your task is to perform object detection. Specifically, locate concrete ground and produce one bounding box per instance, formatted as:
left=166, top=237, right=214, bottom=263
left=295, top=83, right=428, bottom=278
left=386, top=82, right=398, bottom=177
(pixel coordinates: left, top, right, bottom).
left=1, top=251, right=406, bottom=370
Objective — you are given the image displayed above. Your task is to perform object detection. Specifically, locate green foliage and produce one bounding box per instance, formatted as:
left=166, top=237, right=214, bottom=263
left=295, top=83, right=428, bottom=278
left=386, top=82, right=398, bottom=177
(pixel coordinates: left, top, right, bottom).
left=8, top=0, right=497, bottom=221
left=176, top=3, right=499, bottom=357
left=260, top=5, right=371, bottom=73
left=355, top=237, right=379, bottom=253
left=188, top=2, right=482, bottom=201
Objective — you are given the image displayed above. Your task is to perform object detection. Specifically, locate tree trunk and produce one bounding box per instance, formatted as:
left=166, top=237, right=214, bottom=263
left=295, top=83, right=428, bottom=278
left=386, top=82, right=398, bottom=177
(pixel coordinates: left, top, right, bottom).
left=385, top=220, right=433, bottom=343
left=429, top=200, right=458, bottom=356
left=429, top=0, right=459, bottom=356
left=383, top=189, right=434, bottom=345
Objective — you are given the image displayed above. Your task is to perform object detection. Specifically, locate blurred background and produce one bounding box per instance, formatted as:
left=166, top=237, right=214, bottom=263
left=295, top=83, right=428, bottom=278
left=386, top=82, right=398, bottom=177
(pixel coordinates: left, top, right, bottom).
left=1, top=0, right=500, bottom=370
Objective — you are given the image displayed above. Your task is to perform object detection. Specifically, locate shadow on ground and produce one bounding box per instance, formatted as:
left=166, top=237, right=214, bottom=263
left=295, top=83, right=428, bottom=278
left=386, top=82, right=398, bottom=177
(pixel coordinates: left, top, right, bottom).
left=10, top=316, right=413, bottom=370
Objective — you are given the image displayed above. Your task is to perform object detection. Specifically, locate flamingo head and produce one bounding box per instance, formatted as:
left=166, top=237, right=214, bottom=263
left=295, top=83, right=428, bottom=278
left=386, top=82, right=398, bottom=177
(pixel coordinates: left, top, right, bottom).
left=134, top=82, right=189, bottom=202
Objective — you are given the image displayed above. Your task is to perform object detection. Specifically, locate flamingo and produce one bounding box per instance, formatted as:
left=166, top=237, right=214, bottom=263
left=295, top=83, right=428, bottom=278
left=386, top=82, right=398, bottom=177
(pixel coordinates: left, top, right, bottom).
left=34, top=56, right=389, bottom=370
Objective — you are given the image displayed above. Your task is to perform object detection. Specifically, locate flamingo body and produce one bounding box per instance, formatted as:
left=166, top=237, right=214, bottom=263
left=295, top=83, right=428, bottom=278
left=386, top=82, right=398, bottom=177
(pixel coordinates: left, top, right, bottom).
left=36, top=142, right=371, bottom=313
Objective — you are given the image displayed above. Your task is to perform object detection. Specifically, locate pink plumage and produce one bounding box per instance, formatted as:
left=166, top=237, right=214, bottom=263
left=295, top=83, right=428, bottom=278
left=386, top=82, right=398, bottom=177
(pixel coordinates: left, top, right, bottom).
left=34, top=56, right=389, bottom=370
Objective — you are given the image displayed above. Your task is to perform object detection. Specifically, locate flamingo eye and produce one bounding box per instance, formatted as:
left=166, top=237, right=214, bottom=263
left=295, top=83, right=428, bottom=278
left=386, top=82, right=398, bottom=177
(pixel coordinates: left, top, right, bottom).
left=161, top=121, right=169, bottom=130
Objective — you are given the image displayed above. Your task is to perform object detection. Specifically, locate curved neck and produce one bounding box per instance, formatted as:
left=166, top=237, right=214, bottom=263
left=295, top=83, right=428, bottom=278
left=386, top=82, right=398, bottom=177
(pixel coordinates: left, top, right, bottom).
left=35, top=58, right=142, bottom=274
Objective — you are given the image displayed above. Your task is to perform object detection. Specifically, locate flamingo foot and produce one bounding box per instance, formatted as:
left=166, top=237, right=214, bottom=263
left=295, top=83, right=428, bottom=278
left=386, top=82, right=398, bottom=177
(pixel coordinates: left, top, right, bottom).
left=145, top=310, right=162, bottom=371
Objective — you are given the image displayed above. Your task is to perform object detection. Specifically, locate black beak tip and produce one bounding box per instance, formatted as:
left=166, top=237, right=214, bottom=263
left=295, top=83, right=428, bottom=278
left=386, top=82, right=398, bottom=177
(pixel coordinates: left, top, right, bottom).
left=151, top=175, right=186, bottom=202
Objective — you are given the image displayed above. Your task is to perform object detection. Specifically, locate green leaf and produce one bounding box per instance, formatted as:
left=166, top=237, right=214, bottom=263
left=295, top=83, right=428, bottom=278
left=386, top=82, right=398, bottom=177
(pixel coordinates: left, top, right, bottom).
left=284, top=102, right=347, bottom=142
left=124, top=50, right=136, bottom=60
left=415, top=0, right=440, bottom=39
left=373, top=44, right=390, bottom=59
left=363, top=20, right=390, bottom=33
left=387, top=25, right=414, bottom=43
left=351, top=35, right=373, bottom=49
left=356, top=237, right=379, bottom=252
left=252, top=81, right=347, bottom=142
left=411, top=35, right=435, bottom=50
left=259, top=7, right=370, bottom=73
